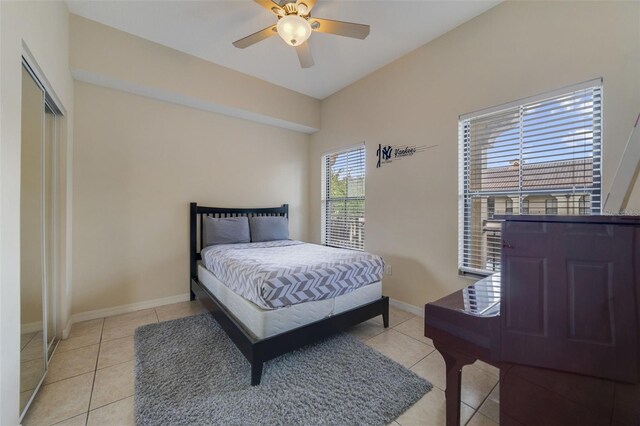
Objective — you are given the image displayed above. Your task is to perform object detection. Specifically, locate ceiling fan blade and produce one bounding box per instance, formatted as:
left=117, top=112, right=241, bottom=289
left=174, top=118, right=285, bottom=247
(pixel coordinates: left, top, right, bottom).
left=295, top=41, right=314, bottom=68
left=254, top=0, right=284, bottom=16
left=232, top=25, right=277, bottom=49
left=296, top=0, right=317, bottom=15
left=309, top=18, right=370, bottom=39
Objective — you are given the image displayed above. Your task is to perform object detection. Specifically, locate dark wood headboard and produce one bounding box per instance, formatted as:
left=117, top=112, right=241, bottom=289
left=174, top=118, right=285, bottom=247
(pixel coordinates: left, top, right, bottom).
left=189, top=203, right=289, bottom=280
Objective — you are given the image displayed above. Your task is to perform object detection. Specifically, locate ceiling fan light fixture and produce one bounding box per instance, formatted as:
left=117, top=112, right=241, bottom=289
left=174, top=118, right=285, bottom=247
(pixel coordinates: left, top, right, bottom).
left=276, top=14, right=311, bottom=46
left=297, top=3, right=309, bottom=15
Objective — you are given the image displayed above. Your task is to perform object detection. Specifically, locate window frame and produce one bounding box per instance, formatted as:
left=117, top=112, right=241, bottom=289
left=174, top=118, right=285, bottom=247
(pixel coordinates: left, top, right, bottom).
left=505, top=198, right=514, bottom=214
left=458, top=79, right=603, bottom=277
left=321, top=143, right=366, bottom=251
left=487, top=197, right=495, bottom=218
left=579, top=195, right=590, bottom=215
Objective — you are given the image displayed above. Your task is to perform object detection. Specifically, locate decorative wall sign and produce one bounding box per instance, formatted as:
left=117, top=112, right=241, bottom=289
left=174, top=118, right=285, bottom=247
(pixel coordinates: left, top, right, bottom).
left=376, top=143, right=437, bottom=168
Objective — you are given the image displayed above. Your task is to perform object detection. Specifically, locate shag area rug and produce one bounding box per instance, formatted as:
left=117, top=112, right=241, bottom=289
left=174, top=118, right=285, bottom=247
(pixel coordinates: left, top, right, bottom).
left=134, top=313, right=431, bottom=425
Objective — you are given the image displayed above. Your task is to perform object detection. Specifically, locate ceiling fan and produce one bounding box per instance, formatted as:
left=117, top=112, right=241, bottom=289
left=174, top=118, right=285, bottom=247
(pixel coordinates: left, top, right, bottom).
left=232, top=0, right=370, bottom=69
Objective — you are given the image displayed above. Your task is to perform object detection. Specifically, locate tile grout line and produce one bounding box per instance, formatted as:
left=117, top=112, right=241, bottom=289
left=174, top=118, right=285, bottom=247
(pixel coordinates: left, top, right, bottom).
left=363, top=319, right=435, bottom=372
left=45, top=309, right=419, bottom=426
left=390, top=318, right=438, bottom=348
left=354, top=320, right=390, bottom=342
left=85, top=318, right=106, bottom=426
left=84, top=306, right=200, bottom=415
left=408, top=349, right=434, bottom=370
left=40, top=366, right=99, bottom=388
left=363, top=316, right=425, bottom=347
left=54, top=341, right=100, bottom=355
left=87, top=394, right=133, bottom=416
left=29, top=306, right=198, bottom=426
left=21, top=332, right=38, bottom=351
left=393, top=327, right=436, bottom=349
left=42, top=320, right=105, bottom=426
left=100, top=333, right=138, bottom=344
left=470, top=381, right=499, bottom=425
left=387, top=315, right=414, bottom=329
left=463, top=382, right=499, bottom=426
left=465, top=410, right=496, bottom=426
left=95, top=357, right=135, bottom=372
left=397, top=342, right=498, bottom=426
left=365, top=329, right=386, bottom=341
left=463, top=402, right=479, bottom=426
left=379, top=327, right=436, bottom=366
left=362, top=323, right=395, bottom=343
left=50, top=413, right=86, bottom=426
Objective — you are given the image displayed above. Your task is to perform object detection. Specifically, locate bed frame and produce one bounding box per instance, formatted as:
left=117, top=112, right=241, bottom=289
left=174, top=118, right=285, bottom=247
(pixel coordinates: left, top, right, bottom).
left=189, top=202, right=389, bottom=385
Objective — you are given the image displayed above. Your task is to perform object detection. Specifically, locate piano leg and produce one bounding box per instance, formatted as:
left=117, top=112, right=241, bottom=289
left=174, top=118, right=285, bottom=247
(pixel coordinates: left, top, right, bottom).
left=434, top=342, right=477, bottom=426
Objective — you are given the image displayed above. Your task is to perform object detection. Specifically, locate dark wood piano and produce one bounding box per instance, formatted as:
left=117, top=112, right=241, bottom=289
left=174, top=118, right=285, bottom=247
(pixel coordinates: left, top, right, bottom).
left=425, top=215, right=640, bottom=426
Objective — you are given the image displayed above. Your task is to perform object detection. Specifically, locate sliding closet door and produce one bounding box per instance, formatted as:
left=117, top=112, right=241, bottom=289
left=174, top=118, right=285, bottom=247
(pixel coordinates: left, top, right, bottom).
left=20, top=60, right=62, bottom=420
left=20, top=65, right=46, bottom=413
left=44, top=103, right=57, bottom=355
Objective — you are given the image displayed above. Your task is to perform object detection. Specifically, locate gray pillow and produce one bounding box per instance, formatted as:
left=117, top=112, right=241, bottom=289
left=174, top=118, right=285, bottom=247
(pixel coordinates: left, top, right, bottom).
left=249, top=216, right=289, bottom=242
left=203, top=216, right=250, bottom=246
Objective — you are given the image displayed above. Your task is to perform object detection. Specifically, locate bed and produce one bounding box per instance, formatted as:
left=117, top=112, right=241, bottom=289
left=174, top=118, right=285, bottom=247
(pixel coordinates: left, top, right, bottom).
left=189, top=203, right=389, bottom=385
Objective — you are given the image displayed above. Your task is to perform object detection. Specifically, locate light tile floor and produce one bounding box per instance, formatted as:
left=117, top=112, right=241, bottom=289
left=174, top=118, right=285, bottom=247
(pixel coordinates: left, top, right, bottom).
left=23, top=302, right=499, bottom=426
left=352, top=308, right=499, bottom=426
left=21, top=331, right=46, bottom=409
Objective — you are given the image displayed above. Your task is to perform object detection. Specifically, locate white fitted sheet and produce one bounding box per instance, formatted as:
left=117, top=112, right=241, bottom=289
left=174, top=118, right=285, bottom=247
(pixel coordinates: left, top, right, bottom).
left=197, top=262, right=382, bottom=339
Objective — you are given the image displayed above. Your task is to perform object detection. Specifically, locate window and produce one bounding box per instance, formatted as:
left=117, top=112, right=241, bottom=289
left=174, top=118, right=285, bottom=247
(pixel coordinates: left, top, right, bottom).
left=545, top=198, right=558, bottom=215
left=487, top=197, right=495, bottom=218
left=459, top=80, right=602, bottom=276
left=505, top=198, right=514, bottom=214
left=579, top=195, right=590, bottom=215
left=322, top=144, right=366, bottom=250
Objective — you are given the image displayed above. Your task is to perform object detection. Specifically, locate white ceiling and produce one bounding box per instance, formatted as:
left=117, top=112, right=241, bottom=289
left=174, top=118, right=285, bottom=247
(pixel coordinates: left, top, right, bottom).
left=67, top=1, right=500, bottom=100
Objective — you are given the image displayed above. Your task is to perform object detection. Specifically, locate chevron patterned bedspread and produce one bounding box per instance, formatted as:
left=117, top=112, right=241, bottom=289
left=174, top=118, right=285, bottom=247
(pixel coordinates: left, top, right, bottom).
left=200, top=240, right=383, bottom=309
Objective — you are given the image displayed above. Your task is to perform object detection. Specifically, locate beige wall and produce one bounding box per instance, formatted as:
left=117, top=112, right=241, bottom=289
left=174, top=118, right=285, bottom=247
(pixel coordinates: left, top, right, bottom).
left=309, top=1, right=640, bottom=308
left=0, top=1, right=74, bottom=423
left=72, top=82, right=310, bottom=314
left=70, top=15, right=321, bottom=133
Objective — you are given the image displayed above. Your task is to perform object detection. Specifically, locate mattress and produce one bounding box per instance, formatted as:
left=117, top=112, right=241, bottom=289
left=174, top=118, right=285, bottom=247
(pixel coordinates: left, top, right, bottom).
left=198, top=262, right=382, bottom=339
left=200, top=240, right=384, bottom=309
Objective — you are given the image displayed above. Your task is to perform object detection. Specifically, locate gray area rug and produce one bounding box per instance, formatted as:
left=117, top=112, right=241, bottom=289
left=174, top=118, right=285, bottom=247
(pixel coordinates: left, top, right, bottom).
left=135, top=313, right=431, bottom=425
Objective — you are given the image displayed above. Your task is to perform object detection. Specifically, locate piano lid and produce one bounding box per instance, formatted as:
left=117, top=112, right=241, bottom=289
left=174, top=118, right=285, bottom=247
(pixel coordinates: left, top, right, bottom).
left=462, top=273, right=501, bottom=317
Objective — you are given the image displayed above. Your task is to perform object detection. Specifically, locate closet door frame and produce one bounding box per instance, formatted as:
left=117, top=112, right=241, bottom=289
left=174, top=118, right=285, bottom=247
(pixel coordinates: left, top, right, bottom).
left=21, top=45, right=69, bottom=342
left=20, top=55, right=63, bottom=422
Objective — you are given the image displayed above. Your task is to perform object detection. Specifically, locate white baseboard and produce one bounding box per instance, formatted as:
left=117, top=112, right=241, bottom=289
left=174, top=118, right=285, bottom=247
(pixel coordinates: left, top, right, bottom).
left=70, top=293, right=191, bottom=325
left=62, top=318, right=72, bottom=340
left=389, top=298, right=424, bottom=317
left=69, top=293, right=420, bottom=332
left=21, top=321, right=43, bottom=334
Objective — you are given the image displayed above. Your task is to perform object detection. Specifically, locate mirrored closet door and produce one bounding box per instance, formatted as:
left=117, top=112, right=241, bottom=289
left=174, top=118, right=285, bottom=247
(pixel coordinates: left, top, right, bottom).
left=20, top=62, right=60, bottom=417
left=44, top=102, right=57, bottom=358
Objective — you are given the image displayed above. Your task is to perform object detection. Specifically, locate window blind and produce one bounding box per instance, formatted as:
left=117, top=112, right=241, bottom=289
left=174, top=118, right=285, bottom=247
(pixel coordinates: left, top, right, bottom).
left=322, top=144, right=366, bottom=251
left=459, top=81, right=602, bottom=276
